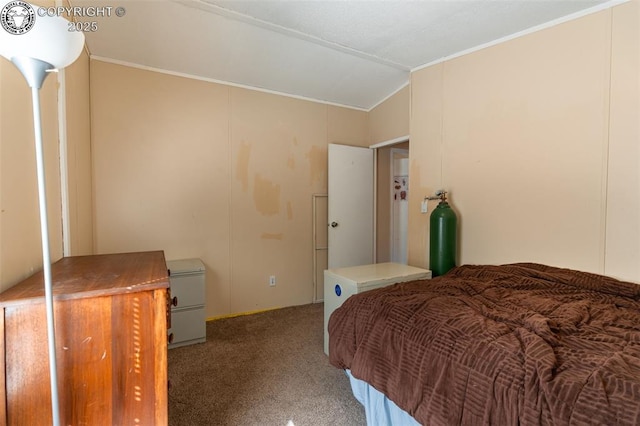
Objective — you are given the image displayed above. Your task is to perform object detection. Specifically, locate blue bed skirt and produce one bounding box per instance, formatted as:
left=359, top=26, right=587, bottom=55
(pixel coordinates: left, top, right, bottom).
left=346, top=370, right=420, bottom=426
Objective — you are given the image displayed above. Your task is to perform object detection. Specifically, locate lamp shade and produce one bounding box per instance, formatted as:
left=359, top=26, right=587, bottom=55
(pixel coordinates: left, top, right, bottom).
left=0, top=0, right=84, bottom=69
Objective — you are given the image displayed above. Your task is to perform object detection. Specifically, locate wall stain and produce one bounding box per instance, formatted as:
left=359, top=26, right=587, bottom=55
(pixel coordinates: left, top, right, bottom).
left=286, top=201, right=293, bottom=220
left=287, top=155, right=295, bottom=170
left=254, top=174, right=280, bottom=216
left=236, top=141, right=251, bottom=193
left=261, top=233, right=283, bottom=240
left=306, top=145, right=327, bottom=185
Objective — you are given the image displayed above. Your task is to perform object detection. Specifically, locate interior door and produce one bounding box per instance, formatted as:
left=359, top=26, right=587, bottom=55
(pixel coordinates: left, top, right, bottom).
left=328, top=143, right=374, bottom=269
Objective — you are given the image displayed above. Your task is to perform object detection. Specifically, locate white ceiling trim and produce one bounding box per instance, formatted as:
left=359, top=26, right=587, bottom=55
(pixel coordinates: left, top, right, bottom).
left=90, top=55, right=369, bottom=112
left=173, top=0, right=411, bottom=72
left=412, top=0, right=629, bottom=73
left=370, top=135, right=410, bottom=150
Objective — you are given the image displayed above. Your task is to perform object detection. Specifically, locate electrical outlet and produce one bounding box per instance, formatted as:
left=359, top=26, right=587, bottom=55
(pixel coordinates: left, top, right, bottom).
left=269, top=275, right=276, bottom=287
left=421, top=199, right=428, bottom=214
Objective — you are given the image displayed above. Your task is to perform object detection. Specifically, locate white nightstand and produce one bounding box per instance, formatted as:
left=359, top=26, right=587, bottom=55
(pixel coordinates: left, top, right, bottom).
left=167, top=258, right=206, bottom=349
left=324, top=262, right=431, bottom=355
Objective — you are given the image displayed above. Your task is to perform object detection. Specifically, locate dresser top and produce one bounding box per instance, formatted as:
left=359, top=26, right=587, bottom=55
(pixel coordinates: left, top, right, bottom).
left=0, top=251, right=169, bottom=307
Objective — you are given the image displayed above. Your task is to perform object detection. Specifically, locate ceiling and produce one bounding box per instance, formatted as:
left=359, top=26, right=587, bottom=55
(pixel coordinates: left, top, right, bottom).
left=81, top=0, right=616, bottom=110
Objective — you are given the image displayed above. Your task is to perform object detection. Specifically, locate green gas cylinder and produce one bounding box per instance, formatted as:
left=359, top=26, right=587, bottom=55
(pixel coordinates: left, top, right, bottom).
left=429, top=199, right=457, bottom=277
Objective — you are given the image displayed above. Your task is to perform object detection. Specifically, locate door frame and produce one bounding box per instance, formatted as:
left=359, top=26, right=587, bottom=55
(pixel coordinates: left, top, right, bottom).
left=370, top=136, right=410, bottom=263
left=390, top=148, right=410, bottom=264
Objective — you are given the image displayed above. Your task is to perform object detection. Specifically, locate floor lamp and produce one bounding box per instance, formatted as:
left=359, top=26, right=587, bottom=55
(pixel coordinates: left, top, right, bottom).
left=0, top=2, right=84, bottom=424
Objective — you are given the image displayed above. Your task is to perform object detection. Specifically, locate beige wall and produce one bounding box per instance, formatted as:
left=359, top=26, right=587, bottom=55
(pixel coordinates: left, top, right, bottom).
left=90, top=61, right=368, bottom=317
left=0, top=0, right=91, bottom=290
left=0, top=47, right=92, bottom=291
left=408, top=64, right=443, bottom=268
left=64, top=50, right=94, bottom=256
left=0, top=61, right=62, bottom=290
left=605, top=2, right=640, bottom=282
left=369, top=85, right=410, bottom=145
left=409, top=3, right=639, bottom=283
left=328, top=105, right=369, bottom=148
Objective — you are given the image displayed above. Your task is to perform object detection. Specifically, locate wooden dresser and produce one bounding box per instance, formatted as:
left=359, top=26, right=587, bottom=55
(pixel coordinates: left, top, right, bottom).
left=0, top=251, right=170, bottom=425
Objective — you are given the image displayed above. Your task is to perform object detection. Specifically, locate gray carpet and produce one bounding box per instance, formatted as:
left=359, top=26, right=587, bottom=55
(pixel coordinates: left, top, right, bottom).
left=168, top=303, right=367, bottom=426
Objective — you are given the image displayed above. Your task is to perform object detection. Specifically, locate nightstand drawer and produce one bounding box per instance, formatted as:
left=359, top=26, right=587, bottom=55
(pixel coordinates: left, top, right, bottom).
left=170, top=273, right=204, bottom=308
left=169, top=307, right=206, bottom=348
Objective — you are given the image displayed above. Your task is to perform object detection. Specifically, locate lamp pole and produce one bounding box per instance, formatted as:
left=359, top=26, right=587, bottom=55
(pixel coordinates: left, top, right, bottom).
left=12, top=56, right=61, bottom=426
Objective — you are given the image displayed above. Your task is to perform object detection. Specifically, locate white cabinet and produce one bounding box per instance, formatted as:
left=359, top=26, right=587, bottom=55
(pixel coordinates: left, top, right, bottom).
left=324, top=262, right=431, bottom=355
left=167, top=258, right=206, bottom=349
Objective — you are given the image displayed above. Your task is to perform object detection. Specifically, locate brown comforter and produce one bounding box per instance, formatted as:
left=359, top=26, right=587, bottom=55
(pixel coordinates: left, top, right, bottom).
left=328, top=263, right=640, bottom=425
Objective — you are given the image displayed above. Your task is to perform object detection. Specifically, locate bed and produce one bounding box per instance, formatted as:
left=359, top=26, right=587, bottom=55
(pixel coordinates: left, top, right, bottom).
left=328, top=263, right=640, bottom=425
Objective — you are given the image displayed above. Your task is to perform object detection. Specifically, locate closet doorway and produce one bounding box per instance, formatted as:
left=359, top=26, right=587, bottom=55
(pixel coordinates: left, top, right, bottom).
left=374, top=139, right=409, bottom=264
left=390, top=148, right=409, bottom=264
